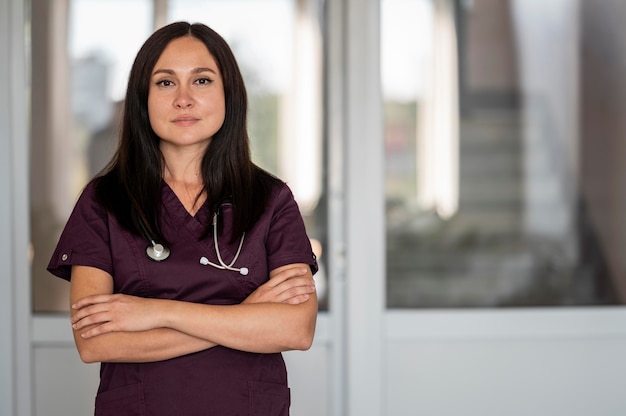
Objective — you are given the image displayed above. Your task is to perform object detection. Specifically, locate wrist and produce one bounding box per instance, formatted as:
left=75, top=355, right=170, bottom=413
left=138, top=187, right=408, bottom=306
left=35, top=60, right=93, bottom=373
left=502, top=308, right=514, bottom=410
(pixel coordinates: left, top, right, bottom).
left=155, top=298, right=177, bottom=329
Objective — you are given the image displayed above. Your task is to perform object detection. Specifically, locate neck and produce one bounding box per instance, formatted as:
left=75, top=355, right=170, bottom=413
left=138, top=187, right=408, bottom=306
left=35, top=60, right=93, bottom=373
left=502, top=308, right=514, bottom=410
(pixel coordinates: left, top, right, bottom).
left=163, top=161, right=206, bottom=216
left=160, top=144, right=205, bottom=186
left=159, top=142, right=209, bottom=215
left=163, top=164, right=202, bottom=186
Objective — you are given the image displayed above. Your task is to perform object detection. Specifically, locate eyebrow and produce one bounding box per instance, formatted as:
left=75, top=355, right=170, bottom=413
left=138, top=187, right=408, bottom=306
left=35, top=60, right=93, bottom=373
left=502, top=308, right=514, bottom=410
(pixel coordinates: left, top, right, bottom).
left=152, top=67, right=217, bottom=76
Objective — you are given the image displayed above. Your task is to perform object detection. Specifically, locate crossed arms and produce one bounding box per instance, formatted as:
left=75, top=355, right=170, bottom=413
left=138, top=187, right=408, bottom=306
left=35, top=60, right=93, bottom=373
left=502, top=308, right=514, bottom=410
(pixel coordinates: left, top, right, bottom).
left=69, top=264, right=317, bottom=363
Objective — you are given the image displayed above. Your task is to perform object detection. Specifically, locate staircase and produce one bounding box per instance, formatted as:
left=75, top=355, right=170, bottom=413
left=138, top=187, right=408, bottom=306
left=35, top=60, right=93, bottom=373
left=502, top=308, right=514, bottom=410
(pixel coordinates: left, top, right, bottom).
left=386, top=110, right=587, bottom=308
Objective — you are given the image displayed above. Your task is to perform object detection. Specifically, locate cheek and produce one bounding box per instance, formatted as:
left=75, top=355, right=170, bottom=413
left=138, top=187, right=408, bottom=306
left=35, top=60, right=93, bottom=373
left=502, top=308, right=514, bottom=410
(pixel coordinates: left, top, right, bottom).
left=204, top=88, right=225, bottom=115
left=213, top=96, right=226, bottom=124
left=147, top=98, right=164, bottom=132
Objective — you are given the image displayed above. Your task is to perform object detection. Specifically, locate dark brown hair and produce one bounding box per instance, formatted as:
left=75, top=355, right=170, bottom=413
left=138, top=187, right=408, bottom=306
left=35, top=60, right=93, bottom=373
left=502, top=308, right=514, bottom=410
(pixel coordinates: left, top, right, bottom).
left=95, top=21, right=280, bottom=242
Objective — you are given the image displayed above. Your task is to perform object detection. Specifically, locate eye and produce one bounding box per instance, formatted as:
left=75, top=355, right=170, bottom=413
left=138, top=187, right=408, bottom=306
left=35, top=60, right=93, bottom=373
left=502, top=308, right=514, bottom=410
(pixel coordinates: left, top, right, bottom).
left=155, top=79, right=174, bottom=87
left=195, top=77, right=213, bottom=85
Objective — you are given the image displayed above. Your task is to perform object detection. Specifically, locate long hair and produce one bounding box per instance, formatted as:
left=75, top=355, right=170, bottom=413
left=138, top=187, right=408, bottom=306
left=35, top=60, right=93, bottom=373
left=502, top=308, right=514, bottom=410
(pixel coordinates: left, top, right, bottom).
left=95, top=21, right=280, bottom=243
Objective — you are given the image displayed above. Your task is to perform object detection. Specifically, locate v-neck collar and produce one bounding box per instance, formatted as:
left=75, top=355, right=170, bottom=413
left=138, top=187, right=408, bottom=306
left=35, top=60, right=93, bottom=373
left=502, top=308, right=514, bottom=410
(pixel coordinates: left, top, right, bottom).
left=161, top=181, right=210, bottom=236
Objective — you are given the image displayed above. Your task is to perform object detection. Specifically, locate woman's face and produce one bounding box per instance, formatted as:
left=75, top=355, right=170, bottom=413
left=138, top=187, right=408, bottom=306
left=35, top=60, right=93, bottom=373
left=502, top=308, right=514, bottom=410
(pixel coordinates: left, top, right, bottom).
left=148, top=36, right=226, bottom=152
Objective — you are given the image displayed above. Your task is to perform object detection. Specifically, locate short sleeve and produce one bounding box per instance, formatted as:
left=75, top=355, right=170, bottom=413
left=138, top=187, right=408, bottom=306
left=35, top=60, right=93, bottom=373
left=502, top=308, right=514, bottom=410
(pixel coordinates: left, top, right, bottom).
left=47, top=181, right=114, bottom=281
left=266, top=184, right=319, bottom=275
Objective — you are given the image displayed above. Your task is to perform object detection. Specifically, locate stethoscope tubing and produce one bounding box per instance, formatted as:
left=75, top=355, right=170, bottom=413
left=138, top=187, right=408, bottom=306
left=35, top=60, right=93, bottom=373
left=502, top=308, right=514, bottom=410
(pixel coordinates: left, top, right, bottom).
left=143, top=210, right=248, bottom=275
left=199, top=213, right=248, bottom=275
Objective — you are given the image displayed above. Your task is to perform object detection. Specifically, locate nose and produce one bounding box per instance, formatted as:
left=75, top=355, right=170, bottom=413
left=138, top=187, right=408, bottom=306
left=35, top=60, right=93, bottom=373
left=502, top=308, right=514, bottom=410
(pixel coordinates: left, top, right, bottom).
left=174, top=86, right=194, bottom=108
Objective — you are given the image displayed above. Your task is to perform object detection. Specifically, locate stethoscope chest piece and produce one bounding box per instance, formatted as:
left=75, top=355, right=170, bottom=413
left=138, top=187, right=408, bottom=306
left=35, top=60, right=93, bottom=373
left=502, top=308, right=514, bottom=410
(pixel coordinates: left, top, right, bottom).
left=139, top=205, right=249, bottom=273
left=147, top=242, right=170, bottom=261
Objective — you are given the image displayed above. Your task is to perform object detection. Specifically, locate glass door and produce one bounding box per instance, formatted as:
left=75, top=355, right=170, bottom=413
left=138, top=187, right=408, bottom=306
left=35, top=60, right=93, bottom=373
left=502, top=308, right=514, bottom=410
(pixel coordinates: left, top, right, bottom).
left=29, top=1, right=330, bottom=414
left=381, top=1, right=626, bottom=414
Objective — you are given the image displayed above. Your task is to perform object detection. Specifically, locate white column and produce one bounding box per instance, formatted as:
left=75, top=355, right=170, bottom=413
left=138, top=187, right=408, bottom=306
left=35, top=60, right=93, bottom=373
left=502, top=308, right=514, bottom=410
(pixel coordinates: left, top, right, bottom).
left=0, top=0, right=31, bottom=415
left=345, top=0, right=386, bottom=415
left=325, top=0, right=348, bottom=414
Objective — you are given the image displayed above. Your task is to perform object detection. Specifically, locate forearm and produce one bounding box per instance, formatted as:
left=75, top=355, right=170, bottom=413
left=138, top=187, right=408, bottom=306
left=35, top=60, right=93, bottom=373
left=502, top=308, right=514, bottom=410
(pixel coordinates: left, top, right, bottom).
left=70, top=264, right=318, bottom=356
left=74, top=326, right=216, bottom=363
left=162, top=295, right=318, bottom=353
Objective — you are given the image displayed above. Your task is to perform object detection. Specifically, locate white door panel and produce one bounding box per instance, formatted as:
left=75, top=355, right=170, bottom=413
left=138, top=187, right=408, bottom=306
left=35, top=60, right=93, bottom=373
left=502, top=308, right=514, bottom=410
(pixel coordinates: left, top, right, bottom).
left=386, top=309, right=626, bottom=416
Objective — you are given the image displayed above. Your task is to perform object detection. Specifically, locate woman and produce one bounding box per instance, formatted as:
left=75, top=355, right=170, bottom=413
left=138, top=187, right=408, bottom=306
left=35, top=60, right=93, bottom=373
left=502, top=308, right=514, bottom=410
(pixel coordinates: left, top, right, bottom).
left=47, top=21, right=318, bottom=415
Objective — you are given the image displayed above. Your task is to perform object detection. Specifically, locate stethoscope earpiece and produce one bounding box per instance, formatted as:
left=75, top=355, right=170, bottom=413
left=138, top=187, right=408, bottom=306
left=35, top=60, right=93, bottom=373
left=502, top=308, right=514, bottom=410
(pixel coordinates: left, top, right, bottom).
left=200, top=256, right=249, bottom=275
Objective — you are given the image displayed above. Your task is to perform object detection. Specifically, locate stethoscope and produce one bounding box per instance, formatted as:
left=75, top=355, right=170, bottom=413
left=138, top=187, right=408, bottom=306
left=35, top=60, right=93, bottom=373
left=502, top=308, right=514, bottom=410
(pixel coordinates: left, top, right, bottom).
left=139, top=208, right=249, bottom=276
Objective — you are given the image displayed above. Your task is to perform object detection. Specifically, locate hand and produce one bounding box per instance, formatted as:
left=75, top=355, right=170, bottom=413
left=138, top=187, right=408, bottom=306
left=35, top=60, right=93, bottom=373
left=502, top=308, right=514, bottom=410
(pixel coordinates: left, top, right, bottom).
left=70, top=294, right=164, bottom=339
left=243, top=267, right=316, bottom=305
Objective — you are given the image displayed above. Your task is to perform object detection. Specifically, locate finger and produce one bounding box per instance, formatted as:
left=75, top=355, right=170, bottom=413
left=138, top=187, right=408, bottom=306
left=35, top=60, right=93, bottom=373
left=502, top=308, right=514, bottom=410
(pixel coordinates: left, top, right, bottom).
left=267, top=268, right=309, bottom=287
left=79, top=322, right=115, bottom=339
left=257, top=280, right=312, bottom=303
left=266, top=284, right=314, bottom=304
left=72, top=294, right=116, bottom=310
left=70, top=302, right=112, bottom=324
left=272, top=275, right=315, bottom=290
left=275, top=284, right=316, bottom=303
left=272, top=277, right=316, bottom=296
left=284, top=294, right=310, bottom=305
left=72, top=312, right=111, bottom=330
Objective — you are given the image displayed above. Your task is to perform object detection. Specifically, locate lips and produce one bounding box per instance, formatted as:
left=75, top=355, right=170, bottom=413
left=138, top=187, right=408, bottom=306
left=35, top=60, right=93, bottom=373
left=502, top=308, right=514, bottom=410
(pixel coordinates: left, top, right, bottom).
left=172, top=116, right=199, bottom=126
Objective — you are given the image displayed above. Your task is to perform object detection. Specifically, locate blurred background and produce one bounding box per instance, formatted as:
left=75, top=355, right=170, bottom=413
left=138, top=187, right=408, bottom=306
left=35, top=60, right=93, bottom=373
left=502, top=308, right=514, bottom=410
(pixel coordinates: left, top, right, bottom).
left=3, top=0, right=626, bottom=415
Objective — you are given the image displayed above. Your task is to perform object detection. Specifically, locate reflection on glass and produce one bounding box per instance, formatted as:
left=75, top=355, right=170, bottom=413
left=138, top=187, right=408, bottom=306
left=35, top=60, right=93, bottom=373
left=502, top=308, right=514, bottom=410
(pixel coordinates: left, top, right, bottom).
left=31, top=0, right=153, bottom=312
left=168, top=0, right=326, bottom=306
left=384, top=0, right=622, bottom=308
left=31, top=0, right=326, bottom=312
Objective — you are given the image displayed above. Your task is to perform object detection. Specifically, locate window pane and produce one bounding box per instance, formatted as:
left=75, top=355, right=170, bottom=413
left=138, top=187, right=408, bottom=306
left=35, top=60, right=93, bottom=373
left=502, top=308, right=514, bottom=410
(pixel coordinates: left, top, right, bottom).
left=169, top=0, right=328, bottom=307
left=31, top=0, right=153, bottom=312
left=384, top=0, right=623, bottom=308
left=31, top=0, right=327, bottom=312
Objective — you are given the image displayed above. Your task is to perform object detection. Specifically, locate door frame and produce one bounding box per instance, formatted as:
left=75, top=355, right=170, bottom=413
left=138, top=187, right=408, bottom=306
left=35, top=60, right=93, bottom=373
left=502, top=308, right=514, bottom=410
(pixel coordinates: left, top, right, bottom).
left=7, top=0, right=385, bottom=415
left=1, top=0, right=32, bottom=415
left=13, top=1, right=626, bottom=415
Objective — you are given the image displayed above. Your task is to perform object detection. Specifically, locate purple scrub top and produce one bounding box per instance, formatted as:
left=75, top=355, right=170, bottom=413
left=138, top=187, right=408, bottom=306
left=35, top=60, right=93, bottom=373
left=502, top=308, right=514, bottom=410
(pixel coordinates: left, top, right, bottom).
left=48, top=180, right=318, bottom=416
